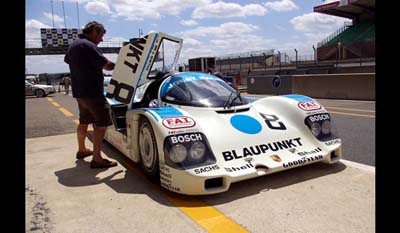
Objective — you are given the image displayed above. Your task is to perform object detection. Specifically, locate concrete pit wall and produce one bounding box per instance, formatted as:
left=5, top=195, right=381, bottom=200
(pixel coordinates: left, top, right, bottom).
left=247, top=73, right=375, bottom=100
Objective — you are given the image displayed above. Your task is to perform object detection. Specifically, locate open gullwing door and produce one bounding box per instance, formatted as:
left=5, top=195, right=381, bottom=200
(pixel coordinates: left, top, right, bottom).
left=106, top=32, right=183, bottom=109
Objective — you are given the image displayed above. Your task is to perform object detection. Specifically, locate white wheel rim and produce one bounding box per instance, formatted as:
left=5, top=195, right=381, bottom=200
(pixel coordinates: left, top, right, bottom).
left=139, top=124, right=154, bottom=169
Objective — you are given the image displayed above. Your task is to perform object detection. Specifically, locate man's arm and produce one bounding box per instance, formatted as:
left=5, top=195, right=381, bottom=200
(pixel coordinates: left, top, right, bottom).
left=103, top=60, right=115, bottom=71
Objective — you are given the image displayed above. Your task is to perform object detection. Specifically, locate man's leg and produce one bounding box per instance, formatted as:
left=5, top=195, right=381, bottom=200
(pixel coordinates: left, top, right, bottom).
left=91, top=126, right=106, bottom=162
left=77, top=124, right=90, bottom=153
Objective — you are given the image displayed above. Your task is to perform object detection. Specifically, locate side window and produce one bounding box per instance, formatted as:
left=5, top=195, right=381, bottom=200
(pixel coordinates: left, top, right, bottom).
left=165, top=86, right=192, bottom=102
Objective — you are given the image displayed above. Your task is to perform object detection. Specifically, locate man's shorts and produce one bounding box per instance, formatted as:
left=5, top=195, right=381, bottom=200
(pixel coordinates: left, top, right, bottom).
left=76, top=97, right=112, bottom=127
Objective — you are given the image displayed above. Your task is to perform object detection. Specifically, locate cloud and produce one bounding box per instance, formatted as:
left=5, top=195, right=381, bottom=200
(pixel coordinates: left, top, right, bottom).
left=177, top=22, right=276, bottom=62
left=26, top=19, right=50, bottom=44
left=110, top=0, right=209, bottom=21
left=192, top=1, right=267, bottom=19
left=290, top=12, right=350, bottom=32
left=265, top=0, right=298, bottom=12
left=180, top=19, right=198, bottom=26
left=43, top=12, right=64, bottom=27
left=178, top=22, right=259, bottom=38
left=85, top=1, right=111, bottom=15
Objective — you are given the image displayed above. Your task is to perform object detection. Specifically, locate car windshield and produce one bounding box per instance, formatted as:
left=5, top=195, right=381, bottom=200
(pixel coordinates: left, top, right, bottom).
left=160, top=72, right=248, bottom=107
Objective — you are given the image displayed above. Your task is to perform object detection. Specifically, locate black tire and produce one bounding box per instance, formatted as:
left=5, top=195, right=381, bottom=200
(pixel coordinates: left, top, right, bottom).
left=138, top=117, right=159, bottom=180
left=35, top=89, right=45, bottom=98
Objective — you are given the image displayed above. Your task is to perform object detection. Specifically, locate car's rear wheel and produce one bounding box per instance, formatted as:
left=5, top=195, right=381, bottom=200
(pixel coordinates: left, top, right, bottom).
left=35, top=89, right=45, bottom=98
left=138, top=117, right=159, bottom=180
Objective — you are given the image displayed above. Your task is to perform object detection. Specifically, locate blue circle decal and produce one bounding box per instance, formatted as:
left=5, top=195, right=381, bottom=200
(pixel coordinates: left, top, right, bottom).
left=230, top=115, right=262, bottom=134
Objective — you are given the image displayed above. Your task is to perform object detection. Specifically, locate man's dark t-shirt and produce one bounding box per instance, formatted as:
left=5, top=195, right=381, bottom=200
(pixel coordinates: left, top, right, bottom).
left=64, top=34, right=108, bottom=98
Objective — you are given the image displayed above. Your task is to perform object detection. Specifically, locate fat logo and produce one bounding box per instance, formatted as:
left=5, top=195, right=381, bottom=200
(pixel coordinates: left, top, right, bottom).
left=298, top=101, right=321, bottom=111
left=162, top=116, right=196, bottom=129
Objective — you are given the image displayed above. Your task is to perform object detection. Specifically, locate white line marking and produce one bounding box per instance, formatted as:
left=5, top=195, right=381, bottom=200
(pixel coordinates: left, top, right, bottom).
left=340, top=159, right=375, bottom=174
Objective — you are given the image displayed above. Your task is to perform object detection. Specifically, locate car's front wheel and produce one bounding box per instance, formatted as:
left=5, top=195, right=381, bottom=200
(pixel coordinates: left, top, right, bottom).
left=138, top=117, right=159, bottom=180
left=35, top=89, right=45, bottom=98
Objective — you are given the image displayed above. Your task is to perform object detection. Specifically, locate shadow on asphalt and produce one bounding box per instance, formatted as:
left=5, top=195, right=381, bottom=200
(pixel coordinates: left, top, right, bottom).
left=54, top=131, right=347, bottom=207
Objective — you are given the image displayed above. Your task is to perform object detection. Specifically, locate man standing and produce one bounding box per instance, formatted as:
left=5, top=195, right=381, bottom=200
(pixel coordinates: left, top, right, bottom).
left=64, top=21, right=117, bottom=169
left=63, top=75, right=71, bottom=94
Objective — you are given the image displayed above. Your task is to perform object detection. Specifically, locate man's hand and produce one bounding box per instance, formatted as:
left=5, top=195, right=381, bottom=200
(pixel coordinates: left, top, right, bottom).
left=103, top=60, right=115, bottom=71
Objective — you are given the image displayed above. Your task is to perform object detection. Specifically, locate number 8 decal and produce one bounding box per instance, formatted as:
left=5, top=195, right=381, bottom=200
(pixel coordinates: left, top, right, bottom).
left=260, top=113, right=287, bottom=130
left=106, top=79, right=135, bottom=104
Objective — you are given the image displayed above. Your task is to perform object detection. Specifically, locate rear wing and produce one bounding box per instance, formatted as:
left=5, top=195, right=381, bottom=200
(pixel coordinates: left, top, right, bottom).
left=106, top=32, right=183, bottom=109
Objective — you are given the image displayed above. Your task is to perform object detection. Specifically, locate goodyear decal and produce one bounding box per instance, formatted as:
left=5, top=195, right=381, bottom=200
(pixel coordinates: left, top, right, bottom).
left=282, top=94, right=313, bottom=102
left=283, top=155, right=323, bottom=168
left=160, top=72, right=222, bottom=96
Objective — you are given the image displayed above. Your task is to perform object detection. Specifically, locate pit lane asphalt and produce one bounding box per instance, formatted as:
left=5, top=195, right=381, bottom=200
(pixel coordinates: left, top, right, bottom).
left=25, top=92, right=375, bottom=233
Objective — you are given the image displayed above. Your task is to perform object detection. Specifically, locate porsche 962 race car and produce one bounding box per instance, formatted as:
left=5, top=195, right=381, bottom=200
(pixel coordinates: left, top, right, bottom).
left=103, top=32, right=342, bottom=195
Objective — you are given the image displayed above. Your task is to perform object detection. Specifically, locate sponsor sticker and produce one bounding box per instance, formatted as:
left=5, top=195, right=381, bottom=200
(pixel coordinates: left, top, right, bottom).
left=162, top=116, right=196, bottom=129
left=298, top=101, right=322, bottom=111
left=194, top=165, right=220, bottom=174
left=270, top=155, right=282, bottom=162
left=283, top=155, right=323, bottom=168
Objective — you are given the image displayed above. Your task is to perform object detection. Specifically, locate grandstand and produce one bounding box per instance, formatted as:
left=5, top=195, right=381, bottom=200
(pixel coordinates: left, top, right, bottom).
left=211, top=0, right=375, bottom=79
left=314, top=0, right=375, bottom=61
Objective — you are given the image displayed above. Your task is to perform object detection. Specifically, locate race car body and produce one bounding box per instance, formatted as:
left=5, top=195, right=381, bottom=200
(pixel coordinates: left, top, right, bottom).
left=104, top=32, right=342, bottom=195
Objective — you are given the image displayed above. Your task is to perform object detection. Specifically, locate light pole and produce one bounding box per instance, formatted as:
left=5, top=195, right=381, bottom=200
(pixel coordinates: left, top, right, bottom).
left=312, top=45, right=317, bottom=64
left=294, top=49, right=298, bottom=69
left=278, top=51, right=281, bottom=73
left=336, top=42, right=341, bottom=68
left=263, top=53, right=267, bottom=70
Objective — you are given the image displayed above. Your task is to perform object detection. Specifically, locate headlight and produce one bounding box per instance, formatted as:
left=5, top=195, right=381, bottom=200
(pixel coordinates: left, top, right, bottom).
left=310, top=122, right=321, bottom=137
left=169, top=144, right=187, bottom=163
left=321, top=120, right=331, bottom=135
left=163, top=132, right=216, bottom=169
left=305, top=113, right=339, bottom=142
left=189, top=141, right=206, bottom=161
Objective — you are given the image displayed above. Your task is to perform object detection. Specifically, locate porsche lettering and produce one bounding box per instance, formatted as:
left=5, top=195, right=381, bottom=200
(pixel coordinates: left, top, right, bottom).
left=222, top=138, right=303, bottom=161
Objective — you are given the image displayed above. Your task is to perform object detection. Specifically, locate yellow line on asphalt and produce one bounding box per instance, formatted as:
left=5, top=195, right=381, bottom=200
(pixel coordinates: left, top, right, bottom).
left=47, top=97, right=54, bottom=102
left=114, top=150, right=248, bottom=232
left=59, top=107, right=74, bottom=117
left=326, top=106, right=375, bottom=113
left=51, top=102, right=60, bottom=107
left=165, top=194, right=249, bottom=233
left=329, top=111, right=375, bottom=118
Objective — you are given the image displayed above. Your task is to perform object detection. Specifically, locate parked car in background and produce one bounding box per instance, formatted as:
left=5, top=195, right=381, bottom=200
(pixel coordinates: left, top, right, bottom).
left=25, top=80, right=56, bottom=97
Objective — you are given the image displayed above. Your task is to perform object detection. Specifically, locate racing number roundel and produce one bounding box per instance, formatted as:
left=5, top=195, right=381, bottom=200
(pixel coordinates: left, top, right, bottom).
left=230, top=115, right=262, bottom=134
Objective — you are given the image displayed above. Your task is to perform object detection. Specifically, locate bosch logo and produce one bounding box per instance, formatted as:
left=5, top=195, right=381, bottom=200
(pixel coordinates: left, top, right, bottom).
left=298, top=101, right=321, bottom=111
left=309, top=113, right=330, bottom=122
left=171, top=133, right=203, bottom=144
left=162, top=116, right=196, bottom=129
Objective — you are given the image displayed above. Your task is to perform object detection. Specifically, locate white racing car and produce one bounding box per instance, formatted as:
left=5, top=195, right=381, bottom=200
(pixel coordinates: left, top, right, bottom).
left=104, top=32, right=342, bottom=195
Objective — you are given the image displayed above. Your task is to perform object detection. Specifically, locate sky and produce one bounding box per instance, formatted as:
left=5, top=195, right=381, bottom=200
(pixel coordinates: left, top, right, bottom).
left=25, top=0, right=351, bottom=74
